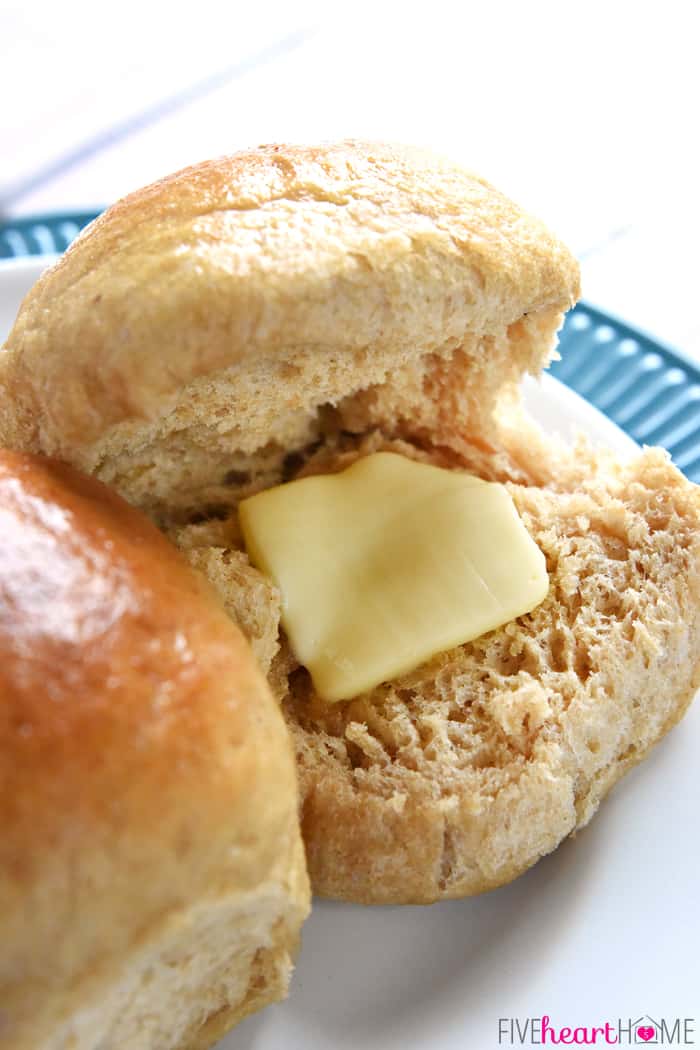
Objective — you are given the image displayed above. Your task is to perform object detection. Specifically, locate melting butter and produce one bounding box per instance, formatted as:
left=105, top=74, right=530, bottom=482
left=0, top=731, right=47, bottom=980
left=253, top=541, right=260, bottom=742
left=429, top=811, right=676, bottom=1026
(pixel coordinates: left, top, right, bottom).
left=239, top=452, right=548, bottom=702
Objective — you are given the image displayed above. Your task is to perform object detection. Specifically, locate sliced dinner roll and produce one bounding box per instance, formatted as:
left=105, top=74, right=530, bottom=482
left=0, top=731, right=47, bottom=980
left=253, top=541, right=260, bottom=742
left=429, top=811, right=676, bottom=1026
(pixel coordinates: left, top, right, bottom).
left=174, top=434, right=700, bottom=903
left=0, top=451, right=309, bottom=1049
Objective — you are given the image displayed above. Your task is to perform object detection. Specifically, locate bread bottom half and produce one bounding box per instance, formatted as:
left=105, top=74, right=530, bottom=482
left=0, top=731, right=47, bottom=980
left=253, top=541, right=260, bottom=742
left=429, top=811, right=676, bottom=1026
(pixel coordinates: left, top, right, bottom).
left=11, top=837, right=307, bottom=1050
left=174, top=416, right=700, bottom=905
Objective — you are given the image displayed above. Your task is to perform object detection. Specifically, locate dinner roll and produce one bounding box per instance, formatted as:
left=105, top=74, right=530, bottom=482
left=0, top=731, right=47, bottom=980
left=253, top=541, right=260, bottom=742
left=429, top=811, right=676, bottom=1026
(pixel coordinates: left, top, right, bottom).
left=0, top=140, right=578, bottom=520
left=0, top=451, right=309, bottom=1049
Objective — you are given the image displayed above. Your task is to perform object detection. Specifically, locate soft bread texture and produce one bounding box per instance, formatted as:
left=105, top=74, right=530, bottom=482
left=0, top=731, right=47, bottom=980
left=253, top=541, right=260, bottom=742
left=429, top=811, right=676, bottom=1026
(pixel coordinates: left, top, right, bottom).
left=0, top=140, right=578, bottom=519
left=173, top=430, right=700, bottom=903
left=0, top=451, right=310, bottom=1048
left=1, top=141, right=697, bottom=905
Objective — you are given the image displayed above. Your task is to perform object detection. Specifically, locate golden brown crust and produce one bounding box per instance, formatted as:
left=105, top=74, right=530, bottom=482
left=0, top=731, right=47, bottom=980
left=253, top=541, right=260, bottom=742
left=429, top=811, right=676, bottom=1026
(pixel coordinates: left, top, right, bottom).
left=0, top=451, right=309, bottom=1047
left=0, top=140, right=579, bottom=495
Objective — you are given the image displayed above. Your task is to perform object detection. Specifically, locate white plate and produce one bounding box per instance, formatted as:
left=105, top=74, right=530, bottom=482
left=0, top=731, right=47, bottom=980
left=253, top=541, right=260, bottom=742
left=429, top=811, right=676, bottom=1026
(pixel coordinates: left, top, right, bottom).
left=1, top=259, right=697, bottom=1049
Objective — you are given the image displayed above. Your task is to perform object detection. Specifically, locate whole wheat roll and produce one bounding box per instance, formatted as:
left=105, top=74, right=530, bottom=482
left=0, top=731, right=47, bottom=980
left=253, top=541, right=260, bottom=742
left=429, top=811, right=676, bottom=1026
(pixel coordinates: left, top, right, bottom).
left=0, top=450, right=310, bottom=1049
left=0, top=140, right=579, bottom=519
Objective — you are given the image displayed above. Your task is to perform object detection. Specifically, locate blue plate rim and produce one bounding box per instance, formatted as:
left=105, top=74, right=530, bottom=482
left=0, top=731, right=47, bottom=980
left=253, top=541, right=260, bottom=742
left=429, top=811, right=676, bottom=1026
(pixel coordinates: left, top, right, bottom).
left=566, top=299, right=700, bottom=385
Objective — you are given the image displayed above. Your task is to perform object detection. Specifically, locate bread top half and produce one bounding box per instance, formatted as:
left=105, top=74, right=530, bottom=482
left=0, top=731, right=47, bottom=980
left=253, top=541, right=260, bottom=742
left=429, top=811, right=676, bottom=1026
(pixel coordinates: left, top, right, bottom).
left=0, top=142, right=579, bottom=517
left=0, top=450, right=303, bottom=997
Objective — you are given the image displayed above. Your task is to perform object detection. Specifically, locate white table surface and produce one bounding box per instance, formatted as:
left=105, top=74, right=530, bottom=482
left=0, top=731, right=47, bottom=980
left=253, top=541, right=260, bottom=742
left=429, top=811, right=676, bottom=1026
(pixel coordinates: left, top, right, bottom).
left=2, top=1, right=699, bottom=362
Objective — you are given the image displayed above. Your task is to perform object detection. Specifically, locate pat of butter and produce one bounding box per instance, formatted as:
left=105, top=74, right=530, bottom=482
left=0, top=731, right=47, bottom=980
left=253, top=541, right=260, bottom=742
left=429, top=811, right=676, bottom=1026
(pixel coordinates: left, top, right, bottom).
left=239, top=452, right=548, bottom=702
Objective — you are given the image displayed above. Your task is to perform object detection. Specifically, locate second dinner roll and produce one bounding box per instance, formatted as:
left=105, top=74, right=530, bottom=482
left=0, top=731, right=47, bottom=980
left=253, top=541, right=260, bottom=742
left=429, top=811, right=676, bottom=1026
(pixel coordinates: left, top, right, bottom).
left=0, top=451, right=309, bottom=1049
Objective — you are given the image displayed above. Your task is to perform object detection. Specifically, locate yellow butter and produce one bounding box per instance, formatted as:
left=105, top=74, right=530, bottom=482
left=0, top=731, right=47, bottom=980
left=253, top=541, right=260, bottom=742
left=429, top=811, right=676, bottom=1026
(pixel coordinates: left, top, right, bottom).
left=239, top=452, right=548, bottom=703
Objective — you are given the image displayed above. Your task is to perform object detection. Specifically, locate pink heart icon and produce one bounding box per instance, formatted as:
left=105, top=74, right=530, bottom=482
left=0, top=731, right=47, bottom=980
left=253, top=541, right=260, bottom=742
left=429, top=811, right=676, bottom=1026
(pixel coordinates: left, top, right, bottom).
left=637, top=1027, right=655, bottom=1042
